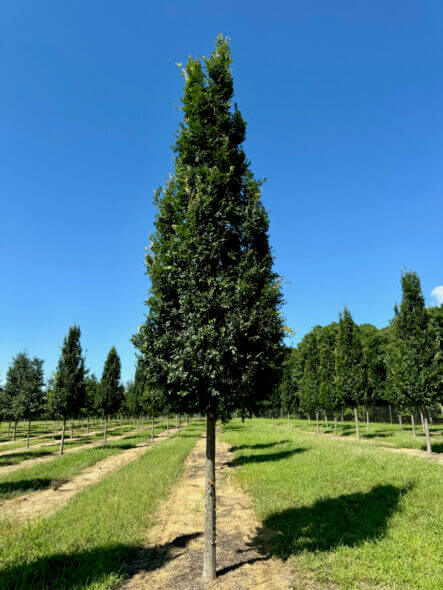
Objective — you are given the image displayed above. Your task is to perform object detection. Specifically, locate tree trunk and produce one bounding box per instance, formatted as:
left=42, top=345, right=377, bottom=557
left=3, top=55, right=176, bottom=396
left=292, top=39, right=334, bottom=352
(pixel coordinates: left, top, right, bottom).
left=287, top=412, right=290, bottom=425
left=341, top=408, right=344, bottom=422
left=398, top=414, right=403, bottom=430
left=334, top=413, right=337, bottom=435
left=354, top=407, right=360, bottom=440
left=176, top=414, right=178, bottom=428
left=26, top=419, right=31, bottom=448
left=389, top=404, right=393, bottom=424
left=271, top=414, right=274, bottom=424
left=13, top=420, right=17, bottom=441
left=420, top=410, right=424, bottom=432
left=366, top=408, right=370, bottom=432
left=423, top=408, right=432, bottom=454
left=323, top=410, right=328, bottom=428
left=71, top=421, right=74, bottom=439
left=8, top=421, right=11, bottom=436
left=315, top=412, right=319, bottom=434
left=52, top=423, right=56, bottom=442
left=166, top=414, right=169, bottom=433
left=59, top=418, right=66, bottom=455
left=307, top=414, right=311, bottom=425
left=151, top=416, right=154, bottom=441
left=104, top=415, right=108, bottom=443
left=203, top=410, right=216, bottom=582
left=86, top=416, right=89, bottom=435
left=411, top=413, right=416, bottom=438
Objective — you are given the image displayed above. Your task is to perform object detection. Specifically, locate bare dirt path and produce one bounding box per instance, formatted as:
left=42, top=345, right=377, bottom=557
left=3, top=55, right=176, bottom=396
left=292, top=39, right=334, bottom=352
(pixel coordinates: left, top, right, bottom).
left=122, top=432, right=293, bottom=590
left=0, top=424, right=158, bottom=477
left=291, top=425, right=443, bottom=464
left=0, top=423, right=130, bottom=456
left=0, top=426, right=179, bottom=523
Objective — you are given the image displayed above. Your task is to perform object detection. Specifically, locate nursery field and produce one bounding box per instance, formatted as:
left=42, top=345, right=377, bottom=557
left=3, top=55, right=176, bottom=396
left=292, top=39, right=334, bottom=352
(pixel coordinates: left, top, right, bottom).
left=0, top=417, right=441, bottom=589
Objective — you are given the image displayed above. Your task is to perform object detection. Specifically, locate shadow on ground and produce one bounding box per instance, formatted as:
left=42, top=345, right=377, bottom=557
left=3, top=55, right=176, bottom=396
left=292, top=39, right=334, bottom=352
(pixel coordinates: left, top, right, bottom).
left=258, top=484, right=412, bottom=559
left=0, top=533, right=202, bottom=590
left=227, top=448, right=309, bottom=467
left=230, top=440, right=291, bottom=451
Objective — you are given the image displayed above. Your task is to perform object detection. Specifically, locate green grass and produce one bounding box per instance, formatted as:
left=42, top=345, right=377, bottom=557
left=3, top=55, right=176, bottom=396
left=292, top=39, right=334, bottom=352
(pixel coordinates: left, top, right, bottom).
left=0, top=421, right=171, bottom=502
left=222, top=418, right=443, bottom=590
left=0, top=420, right=204, bottom=590
left=281, top=417, right=443, bottom=453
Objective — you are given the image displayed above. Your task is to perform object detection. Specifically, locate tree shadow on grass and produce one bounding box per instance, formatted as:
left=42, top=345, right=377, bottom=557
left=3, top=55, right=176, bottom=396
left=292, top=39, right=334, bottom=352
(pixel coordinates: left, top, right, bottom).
left=0, top=533, right=202, bottom=590
left=230, top=440, right=291, bottom=451
left=422, top=442, right=442, bottom=453
left=227, top=448, right=309, bottom=467
left=0, top=478, right=54, bottom=500
left=257, top=484, right=412, bottom=560
left=0, top=450, right=55, bottom=466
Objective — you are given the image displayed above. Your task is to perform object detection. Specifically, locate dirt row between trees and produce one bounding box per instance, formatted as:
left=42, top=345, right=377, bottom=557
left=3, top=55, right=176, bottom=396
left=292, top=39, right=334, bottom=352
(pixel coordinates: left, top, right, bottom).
left=0, top=423, right=159, bottom=476
left=291, top=425, right=443, bottom=464
left=0, top=426, right=180, bottom=523
left=0, top=423, right=130, bottom=456
left=122, top=432, right=293, bottom=590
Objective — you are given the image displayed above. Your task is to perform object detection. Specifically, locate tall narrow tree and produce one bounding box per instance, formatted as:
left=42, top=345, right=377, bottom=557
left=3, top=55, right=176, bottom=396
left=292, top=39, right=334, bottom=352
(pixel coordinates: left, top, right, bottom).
left=335, top=308, right=366, bottom=439
left=51, top=325, right=86, bottom=454
left=133, top=36, right=284, bottom=581
left=386, top=271, right=438, bottom=453
left=98, top=347, right=123, bottom=443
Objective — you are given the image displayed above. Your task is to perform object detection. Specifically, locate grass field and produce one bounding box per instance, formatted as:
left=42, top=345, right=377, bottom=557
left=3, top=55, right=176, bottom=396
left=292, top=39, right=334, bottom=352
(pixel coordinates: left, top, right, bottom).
left=222, top=418, right=442, bottom=590
left=0, top=420, right=204, bottom=590
left=277, top=416, right=443, bottom=453
left=0, top=420, right=169, bottom=502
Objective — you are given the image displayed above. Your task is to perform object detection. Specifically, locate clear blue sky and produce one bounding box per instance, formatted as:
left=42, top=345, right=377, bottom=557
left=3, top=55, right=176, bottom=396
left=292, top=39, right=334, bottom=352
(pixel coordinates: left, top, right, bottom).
left=1, top=1, right=442, bottom=384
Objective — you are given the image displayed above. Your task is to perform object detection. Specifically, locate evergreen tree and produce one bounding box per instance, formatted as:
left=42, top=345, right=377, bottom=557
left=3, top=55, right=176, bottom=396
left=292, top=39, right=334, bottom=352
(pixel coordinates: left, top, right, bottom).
left=317, top=323, right=338, bottom=432
left=4, top=352, right=45, bottom=446
left=359, top=324, right=388, bottom=430
left=98, top=347, right=123, bottom=443
left=335, top=308, right=366, bottom=439
left=386, top=271, right=438, bottom=452
left=52, top=325, right=86, bottom=454
left=299, top=329, right=322, bottom=432
left=84, top=373, right=100, bottom=433
left=133, top=35, right=284, bottom=580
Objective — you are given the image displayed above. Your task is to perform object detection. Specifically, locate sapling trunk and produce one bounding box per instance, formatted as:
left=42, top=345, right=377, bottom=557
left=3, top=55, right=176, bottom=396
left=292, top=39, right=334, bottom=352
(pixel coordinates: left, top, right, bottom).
left=389, top=404, right=393, bottom=424
left=71, top=421, right=74, bottom=439
left=287, top=413, right=290, bottom=425
left=323, top=410, right=328, bottom=428
left=103, top=415, right=108, bottom=444
left=354, top=407, right=360, bottom=440
left=334, top=413, right=337, bottom=435
left=420, top=410, right=425, bottom=432
left=13, top=420, right=17, bottom=441
left=366, top=409, right=369, bottom=432
left=86, top=416, right=89, bottom=435
left=341, top=409, right=344, bottom=422
left=315, top=412, right=319, bottom=434
left=176, top=414, right=178, bottom=428
left=411, top=413, right=416, bottom=437
left=26, top=419, right=31, bottom=449
left=52, top=423, right=55, bottom=442
left=203, top=410, right=216, bottom=582
left=308, top=414, right=311, bottom=425
left=423, top=408, right=432, bottom=454
left=8, top=421, right=11, bottom=436
left=166, top=414, right=169, bottom=433
left=151, top=416, right=154, bottom=441
left=59, top=418, right=66, bottom=455
left=398, top=414, right=403, bottom=430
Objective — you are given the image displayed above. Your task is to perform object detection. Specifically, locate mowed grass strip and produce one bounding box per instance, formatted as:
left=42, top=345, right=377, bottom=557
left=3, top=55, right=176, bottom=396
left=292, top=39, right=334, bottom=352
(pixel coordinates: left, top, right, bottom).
left=0, top=422, right=170, bottom=502
left=0, top=420, right=204, bottom=590
left=287, top=417, right=443, bottom=453
left=222, top=418, right=442, bottom=590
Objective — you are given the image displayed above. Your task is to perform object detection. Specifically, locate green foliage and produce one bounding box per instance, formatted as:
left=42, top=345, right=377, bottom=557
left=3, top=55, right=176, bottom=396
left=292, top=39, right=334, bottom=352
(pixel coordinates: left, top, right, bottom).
left=51, top=325, right=86, bottom=419
left=84, top=373, right=100, bottom=415
left=298, top=328, right=321, bottom=415
left=386, top=272, right=438, bottom=410
left=133, top=36, right=284, bottom=418
left=359, top=324, right=388, bottom=406
left=98, top=347, right=123, bottom=417
left=3, top=353, right=45, bottom=420
left=335, top=308, right=366, bottom=408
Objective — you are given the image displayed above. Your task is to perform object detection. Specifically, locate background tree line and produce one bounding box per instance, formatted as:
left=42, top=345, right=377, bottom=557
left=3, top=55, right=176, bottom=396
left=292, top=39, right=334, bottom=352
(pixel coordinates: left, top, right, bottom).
left=270, top=271, right=442, bottom=453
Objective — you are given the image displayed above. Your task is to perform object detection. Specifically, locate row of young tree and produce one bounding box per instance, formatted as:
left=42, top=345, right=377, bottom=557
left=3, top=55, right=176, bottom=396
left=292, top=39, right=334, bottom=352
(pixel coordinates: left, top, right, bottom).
left=0, top=326, right=125, bottom=454
left=274, top=271, right=442, bottom=453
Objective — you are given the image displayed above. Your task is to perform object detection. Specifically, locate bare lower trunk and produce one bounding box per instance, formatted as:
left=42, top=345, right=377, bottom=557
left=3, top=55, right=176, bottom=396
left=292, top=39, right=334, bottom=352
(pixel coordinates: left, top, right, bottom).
left=366, top=409, right=369, bottom=432
left=323, top=410, right=328, bottom=428
left=166, top=414, right=169, bottom=433
left=26, top=419, right=31, bottom=448
left=315, top=412, right=319, bottom=434
left=86, top=416, right=89, bottom=435
left=176, top=414, right=178, bottom=428
left=341, top=409, right=344, bottom=422
left=13, top=420, right=17, bottom=441
left=389, top=404, right=393, bottom=424
left=272, top=414, right=274, bottom=424
left=103, top=416, right=108, bottom=443
left=334, top=413, right=337, bottom=435
left=354, top=407, right=360, bottom=440
left=203, top=410, right=216, bottom=582
left=308, top=414, right=311, bottom=425
left=52, top=423, right=56, bottom=442
left=151, top=416, right=154, bottom=441
left=423, top=408, right=432, bottom=454
left=411, top=413, right=416, bottom=437
left=71, top=421, right=74, bottom=439
left=8, top=421, right=11, bottom=436
left=398, top=414, right=403, bottom=430
left=59, top=418, right=66, bottom=455
left=420, top=410, right=425, bottom=432
left=287, top=412, right=290, bottom=425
